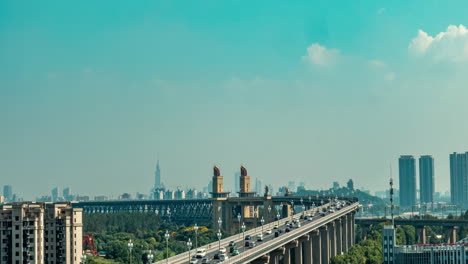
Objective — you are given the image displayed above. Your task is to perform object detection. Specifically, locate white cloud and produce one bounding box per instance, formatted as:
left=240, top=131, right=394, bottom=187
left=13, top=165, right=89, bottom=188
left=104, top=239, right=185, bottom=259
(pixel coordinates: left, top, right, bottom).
left=384, top=72, right=396, bottom=81
left=302, top=43, right=340, bottom=66
left=376, top=8, right=385, bottom=15
left=368, top=60, right=386, bottom=68
left=408, top=24, right=468, bottom=62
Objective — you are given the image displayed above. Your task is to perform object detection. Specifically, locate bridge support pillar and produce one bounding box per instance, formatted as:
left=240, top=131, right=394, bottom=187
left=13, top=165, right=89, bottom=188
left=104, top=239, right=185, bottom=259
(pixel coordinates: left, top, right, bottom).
left=284, top=246, right=292, bottom=264
left=347, top=212, right=355, bottom=248
left=416, top=226, right=427, bottom=244
left=341, top=215, right=348, bottom=253
left=294, top=242, right=302, bottom=264
left=451, top=226, right=458, bottom=243
left=304, top=238, right=312, bottom=264
left=335, top=218, right=342, bottom=255
left=311, top=230, right=321, bottom=264
left=270, top=247, right=285, bottom=264
left=328, top=222, right=336, bottom=258
left=320, top=226, right=330, bottom=264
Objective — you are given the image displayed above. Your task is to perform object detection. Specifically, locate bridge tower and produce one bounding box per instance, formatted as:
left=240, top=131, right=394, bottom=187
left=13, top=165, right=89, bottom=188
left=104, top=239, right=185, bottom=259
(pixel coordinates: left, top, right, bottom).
left=210, top=166, right=230, bottom=231
left=238, top=166, right=257, bottom=218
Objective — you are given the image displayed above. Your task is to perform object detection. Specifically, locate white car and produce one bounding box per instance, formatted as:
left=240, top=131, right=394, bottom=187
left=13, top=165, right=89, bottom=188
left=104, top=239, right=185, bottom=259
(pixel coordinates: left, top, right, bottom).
left=273, top=225, right=279, bottom=229
left=219, top=247, right=227, bottom=254
left=190, top=258, right=199, bottom=264
left=195, top=248, right=207, bottom=257
left=220, top=254, right=229, bottom=261
left=257, top=234, right=263, bottom=241
left=265, top=229, right=272, bottom=235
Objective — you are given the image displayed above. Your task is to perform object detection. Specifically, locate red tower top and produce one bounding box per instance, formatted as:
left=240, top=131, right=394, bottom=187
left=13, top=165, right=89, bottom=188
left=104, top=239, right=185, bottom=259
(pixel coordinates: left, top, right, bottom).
left=240, top=166, right=248, bottom=176
left=213, top=166, right=221, bottom=177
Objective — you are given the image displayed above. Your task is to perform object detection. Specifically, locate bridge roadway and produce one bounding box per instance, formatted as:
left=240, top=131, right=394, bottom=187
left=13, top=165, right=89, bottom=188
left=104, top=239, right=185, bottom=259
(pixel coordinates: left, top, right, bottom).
left=155, top=201, right=359, bottom=264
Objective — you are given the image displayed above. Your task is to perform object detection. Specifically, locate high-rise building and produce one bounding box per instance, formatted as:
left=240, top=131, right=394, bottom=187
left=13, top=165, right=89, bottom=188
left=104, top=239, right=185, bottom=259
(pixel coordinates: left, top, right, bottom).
left=234, top=171, right=240, bottom=194
left=450, top=152, right=468, bottom=207
left=155, top=160, right=161, bottom=189
left=3, top=185, right=12, bottom=202
left=63, top=187, right=72, bottom=201
left=0, top=202, right=83, bottom=264
left=419, top=155, right=434, bottom=204
left=51, top=187, right=61, bottom=202
left=382, top=225, right=396, bottom=264
left=399, top=155, right=416, bottom=207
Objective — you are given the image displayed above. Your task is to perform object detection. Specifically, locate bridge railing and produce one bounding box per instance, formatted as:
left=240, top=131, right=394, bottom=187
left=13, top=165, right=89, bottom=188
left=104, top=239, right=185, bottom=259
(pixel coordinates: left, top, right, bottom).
left=226, top=202, right=359, bottom=264
left=154, top=202, right=334, bottom=264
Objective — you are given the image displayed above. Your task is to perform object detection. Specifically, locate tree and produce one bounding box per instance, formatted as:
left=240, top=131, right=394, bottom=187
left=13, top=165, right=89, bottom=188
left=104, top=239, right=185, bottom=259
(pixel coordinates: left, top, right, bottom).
left=347, top=179, right=354, bottom=191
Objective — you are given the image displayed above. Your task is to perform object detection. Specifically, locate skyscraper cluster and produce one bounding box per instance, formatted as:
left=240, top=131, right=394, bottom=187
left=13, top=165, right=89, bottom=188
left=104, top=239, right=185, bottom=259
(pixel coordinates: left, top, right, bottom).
left=398, top=155, right=434, bottom=207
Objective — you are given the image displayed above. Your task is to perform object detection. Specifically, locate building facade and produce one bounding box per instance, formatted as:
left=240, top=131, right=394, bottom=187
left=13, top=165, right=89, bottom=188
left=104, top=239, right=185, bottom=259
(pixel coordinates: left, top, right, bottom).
left=394, top=245, right=468, bottom=264
left=383, top=225, right=396, bottom=264
left=0, top=202, right=82, bottom=264
left=450, top=152, right=468, bottom=208
left=419, top=155, right=435, bottom=204
left=399, top=155, right=417, bottom=207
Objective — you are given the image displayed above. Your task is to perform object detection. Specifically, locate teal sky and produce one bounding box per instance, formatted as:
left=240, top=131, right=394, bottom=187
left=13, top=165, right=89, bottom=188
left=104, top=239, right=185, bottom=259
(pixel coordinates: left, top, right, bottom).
left=2, top=0, right=468, bottom=199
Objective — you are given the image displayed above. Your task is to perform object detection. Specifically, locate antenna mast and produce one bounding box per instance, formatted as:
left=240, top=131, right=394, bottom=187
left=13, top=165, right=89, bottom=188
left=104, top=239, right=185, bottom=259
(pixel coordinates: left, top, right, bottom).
left=390, top=164, right=395, bottom=227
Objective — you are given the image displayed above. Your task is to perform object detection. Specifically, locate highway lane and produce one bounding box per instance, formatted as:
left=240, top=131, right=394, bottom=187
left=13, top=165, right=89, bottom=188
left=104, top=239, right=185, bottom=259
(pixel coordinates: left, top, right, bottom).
left=176, top=201, right=347, bottom=264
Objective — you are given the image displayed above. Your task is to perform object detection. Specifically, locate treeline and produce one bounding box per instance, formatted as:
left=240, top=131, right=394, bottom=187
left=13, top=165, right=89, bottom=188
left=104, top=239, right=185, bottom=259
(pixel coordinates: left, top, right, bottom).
left=83, top=213, right=220, bottom=264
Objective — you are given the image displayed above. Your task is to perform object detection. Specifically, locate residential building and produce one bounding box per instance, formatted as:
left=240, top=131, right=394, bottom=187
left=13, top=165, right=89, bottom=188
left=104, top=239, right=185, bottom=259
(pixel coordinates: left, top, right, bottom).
left=0, top=202, right=82, bottom=264
left=419, top=155, right=435, bottom=204
left=450, top=152, right=468, bottom=208
left=399, top=155, right=417, bottom=207
left=383, top=225, right=396, bottom=264
left=394, top=244, right=468, bottom=263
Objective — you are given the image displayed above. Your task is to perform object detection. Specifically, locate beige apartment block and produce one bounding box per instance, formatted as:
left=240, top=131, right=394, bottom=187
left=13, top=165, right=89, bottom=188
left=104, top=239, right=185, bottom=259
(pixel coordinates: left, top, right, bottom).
left=0, top=202, right=82, bottom=264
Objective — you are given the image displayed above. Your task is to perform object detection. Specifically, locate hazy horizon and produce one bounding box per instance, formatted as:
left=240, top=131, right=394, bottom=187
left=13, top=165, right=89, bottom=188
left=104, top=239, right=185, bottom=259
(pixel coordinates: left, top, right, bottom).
left=2, top=1, right=468, bottom=200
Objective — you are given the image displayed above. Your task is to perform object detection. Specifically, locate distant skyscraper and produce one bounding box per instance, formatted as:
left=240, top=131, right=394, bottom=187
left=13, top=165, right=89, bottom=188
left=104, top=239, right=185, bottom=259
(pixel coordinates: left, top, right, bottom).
left=2, top=185, right=12, bottom=201
left=419, top=155, right=434, bottom=204
left=255, top=178, right=263, bottom=194
left=155, top=160, right=161, bottom=188
left=51, top=187, right=61, bottom=202
left=450, top=152, right=468, bottom=207
left=63, top=187, right=72, bottom=201
left=234, top=171, right=240, bottom=194
left=399, top=155, right=416, bottom=207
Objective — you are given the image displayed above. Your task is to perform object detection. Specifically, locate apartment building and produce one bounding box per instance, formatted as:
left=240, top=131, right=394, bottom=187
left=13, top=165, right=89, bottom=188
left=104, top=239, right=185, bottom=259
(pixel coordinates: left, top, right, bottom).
left=0, top=202, right=82, bottom=264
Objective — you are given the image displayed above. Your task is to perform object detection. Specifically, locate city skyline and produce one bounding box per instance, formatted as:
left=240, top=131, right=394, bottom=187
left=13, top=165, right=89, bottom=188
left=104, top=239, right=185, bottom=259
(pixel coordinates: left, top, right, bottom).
left=3, top=1, right=468, bottom=199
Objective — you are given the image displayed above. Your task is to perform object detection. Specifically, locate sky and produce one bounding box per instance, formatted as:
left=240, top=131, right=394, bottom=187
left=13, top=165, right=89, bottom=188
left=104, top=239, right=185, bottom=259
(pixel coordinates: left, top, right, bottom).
left=2, top=0, right=468, bottom=200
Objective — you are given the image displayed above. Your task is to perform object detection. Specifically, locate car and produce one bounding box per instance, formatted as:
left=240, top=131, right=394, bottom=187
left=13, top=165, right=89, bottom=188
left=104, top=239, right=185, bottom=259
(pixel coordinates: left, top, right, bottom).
left=285, top=227, right=290, bottom=233
left=190, top=258, right=199, bottom=264
left=228, top=240, right=235, bottom=247
left=229, top=246, right=236, bottom=253
left=257, top=234, right=263, bottom=241
left=232, top=249, right=240, bottom=256
left=295, top=222, right=301, bottom=228
left=245, top=241, right=256, bottom=248
left=274, top=231, right=280, bottom=237
left=265, top=229, right=272, bottom=235
left=300, top=215, right=305, bottom=219
left=195, top=248, right=207, bottom=257
left=245, top=235, right=251, bottom=240
left=219, top=254, right=229, bottom=261
left=214, top=254, right=220, bottom=260
left=219, top=247, right=227, bottom=254
left=273, top=225, right=279, bottom=229
left=201, top=258, right=210, bottom=264
left=285, top=220, right=290, bottom=226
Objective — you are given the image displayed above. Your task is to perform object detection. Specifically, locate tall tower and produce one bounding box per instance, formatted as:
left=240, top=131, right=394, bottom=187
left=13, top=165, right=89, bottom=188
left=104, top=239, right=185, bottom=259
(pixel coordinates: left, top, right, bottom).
left=155, top=160, right=161, bottom=189
left=419, top=155, right=434, bottom=204
left=210, top=166, right=229, bottom=199
left=398, top=155, right=416, bottom=207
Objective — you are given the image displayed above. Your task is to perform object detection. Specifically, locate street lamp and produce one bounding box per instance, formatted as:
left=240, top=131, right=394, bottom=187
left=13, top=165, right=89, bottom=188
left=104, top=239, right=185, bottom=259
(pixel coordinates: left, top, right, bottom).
left=164, top=230, right=170, bottom=264
left=128, top=239, right=134, bottom=264
left=276, top=212, right=280, bottom=227
left=291, top=200, right=295, bottom=222
left=241, top=223, right=246, bottom=252
left=187, top=238, right=192, bottom=262
left=194, top=224, right=199, bottom=251
left=237, top=213, right=242, bottom=238
left=267, top=205, right=272, bottom=228
left=260, top=217, right=265, bottom=233
left=218, top=217, right=222, bottom=230
left=81, top=252, right=87, bottom=264
left=217, top=230, right=222, bottom=251
left=302, top=205, right=305, bottom=216
left=147, top=250, right=154, bottom=264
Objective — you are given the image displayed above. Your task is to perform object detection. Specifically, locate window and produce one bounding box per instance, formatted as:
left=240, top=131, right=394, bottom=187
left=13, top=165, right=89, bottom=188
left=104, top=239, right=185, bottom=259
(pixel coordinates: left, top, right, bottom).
left=16, top=251, right=19, bottom=256
left=15, top=225, right=19, bottom=230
